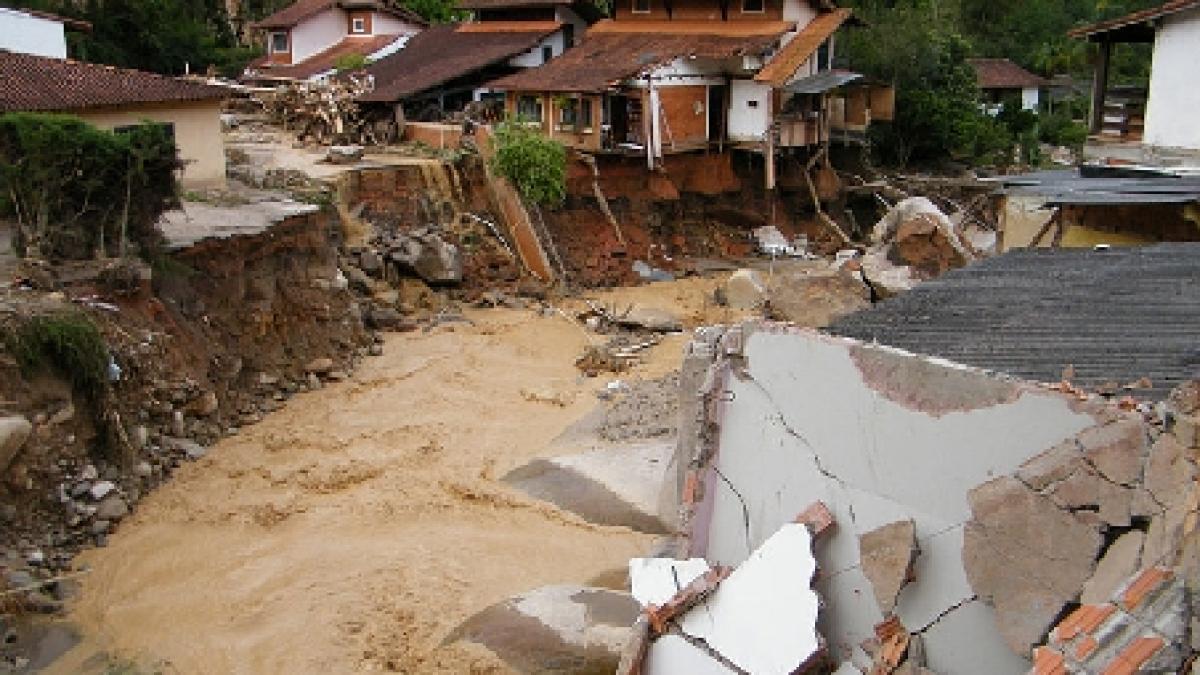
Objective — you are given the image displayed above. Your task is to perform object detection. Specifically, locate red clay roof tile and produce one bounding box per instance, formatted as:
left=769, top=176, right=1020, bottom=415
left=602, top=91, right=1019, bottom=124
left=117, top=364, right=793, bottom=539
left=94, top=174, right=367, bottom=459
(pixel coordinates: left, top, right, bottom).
left=967, top=58, right=1047, bottom=90
left=1033, top=647, right=1068, bottom=675
left=1120, top=567, right=1173, bottom=611
left=1052, top=604, right=1117, bottom=643
left=1099, top=636, right=1165, bottom=675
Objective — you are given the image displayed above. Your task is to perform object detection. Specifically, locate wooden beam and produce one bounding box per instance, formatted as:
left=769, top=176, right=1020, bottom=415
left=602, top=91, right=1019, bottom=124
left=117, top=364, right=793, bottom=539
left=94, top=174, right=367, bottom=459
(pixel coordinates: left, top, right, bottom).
left=1090, top=41, right=1112, bottom=134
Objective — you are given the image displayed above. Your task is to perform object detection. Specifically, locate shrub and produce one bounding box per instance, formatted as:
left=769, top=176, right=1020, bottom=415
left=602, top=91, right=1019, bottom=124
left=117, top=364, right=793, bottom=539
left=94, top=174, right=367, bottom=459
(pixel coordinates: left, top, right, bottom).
left=333, top=53, right=369, bottom=73
left=0, top=112, right=179, bottom=260
left=490, top=117, right=567, bottom=207
left=4, top=313, right=110, bottom=407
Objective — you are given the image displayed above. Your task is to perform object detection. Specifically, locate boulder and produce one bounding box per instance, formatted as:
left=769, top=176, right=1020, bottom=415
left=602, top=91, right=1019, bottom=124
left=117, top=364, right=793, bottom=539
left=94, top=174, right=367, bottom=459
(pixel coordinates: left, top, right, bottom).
left=0, top=415, right=32, bottom=471
left=722, top=269, right=767, bottom=311
left=766, top=269, right=871, bottom=328
left=388, top=231, right=463, bottom=285
left=95, top=495, right=129, bottom=521
left=447, top=585, right=637, bottom=674
left=871, top=197, right=971, bottom=279
left=616, top=307, right=682, bottom=333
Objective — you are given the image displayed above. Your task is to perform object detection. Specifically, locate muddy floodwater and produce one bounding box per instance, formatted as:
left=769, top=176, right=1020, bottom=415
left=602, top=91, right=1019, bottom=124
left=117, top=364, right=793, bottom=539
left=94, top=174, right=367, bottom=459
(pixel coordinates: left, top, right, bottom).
left=48, top=306, right=675, bottom=673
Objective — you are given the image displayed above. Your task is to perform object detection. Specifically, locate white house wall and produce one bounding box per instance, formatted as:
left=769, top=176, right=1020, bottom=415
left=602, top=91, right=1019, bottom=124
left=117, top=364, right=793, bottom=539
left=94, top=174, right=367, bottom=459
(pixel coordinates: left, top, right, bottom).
left=728, top=79, right=771, bottom=142
left=507, top=30, right=565, bottom=68
left=1021, top=86, right=1039, bottom=111
left=372, top=12, right=422, bottom=36
left=0, top=8, right=67, bottom=59
left=1144, top=6, right=1200, bottom=151
left=291, top=10, right=345, bottom=62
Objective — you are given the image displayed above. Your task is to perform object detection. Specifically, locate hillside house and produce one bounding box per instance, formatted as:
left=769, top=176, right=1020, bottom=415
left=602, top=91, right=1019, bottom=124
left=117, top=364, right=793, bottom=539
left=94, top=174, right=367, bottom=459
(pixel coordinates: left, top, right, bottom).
left=967, top=58, right=1046, bottom=114
left=1070, top=0, right=1200, bottom=156
left=485, top=0, right=893, bottom=185
left=0, top=7, right=90, bottom=59
left=359, top=0, right=599, bottom=118
left=244, top=0, right=426, bottom=82
left=0, top=50, right=230, bottom=188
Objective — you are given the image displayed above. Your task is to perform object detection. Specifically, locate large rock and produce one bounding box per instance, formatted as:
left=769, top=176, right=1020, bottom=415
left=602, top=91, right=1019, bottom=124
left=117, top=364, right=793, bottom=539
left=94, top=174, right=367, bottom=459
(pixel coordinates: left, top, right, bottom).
left=963, top=476, right=1103, bottom=656
left=0, top=415, right=32, bottom=471
left=722, top=269, right=767, bottom=311
left=871, top=197, right=971, bottom=279
left=617, top=307, right=683, bottom=333
left=387, top=229, right=463, bottom=285
left=766, top=269, right=871, bottom=328
left=447, top=585, right=637, bottom=674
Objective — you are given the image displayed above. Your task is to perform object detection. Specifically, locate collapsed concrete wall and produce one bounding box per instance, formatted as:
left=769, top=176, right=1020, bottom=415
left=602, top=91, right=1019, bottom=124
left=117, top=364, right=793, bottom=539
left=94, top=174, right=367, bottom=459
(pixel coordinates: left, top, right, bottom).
left=667, top=323, right=1196, bottom=673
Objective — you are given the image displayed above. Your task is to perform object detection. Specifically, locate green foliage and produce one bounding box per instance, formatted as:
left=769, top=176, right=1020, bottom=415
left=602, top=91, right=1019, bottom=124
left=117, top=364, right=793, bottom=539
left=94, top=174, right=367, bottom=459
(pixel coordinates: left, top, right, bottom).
left=3, top=313, right=110, bottom=408
left=490, top=118, right=567, bottom=207
left=0, top=113, right=179, bottom=260
left=1039, top=108, right=1090, bottom=149
left=400, top=0, right=466, bottom=23
left=334, top=53, right=370, bottom=73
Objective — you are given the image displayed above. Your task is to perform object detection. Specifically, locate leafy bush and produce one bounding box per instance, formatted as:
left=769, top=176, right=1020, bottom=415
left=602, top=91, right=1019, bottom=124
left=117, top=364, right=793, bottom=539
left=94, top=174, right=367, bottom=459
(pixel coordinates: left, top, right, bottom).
left=490, top=117, right=567, bottom=207
left=4, top=313, right=110, bottom=407
left=333, top=53, right=369, bottom=73
left=1039, top=108, right=1089, bottom=149
left=0, top=112, right=180, bottom=260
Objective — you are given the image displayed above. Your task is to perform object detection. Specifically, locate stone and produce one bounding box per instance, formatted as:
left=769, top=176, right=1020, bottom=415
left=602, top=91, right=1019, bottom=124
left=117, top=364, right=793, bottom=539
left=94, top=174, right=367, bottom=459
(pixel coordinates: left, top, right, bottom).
left=78, top=464, right=99, bottom=482
left=164, top=437, right=208, bottom=460
left=871, top=197, right=971, bottom=279
left=1081, top=531, right=1145, bottom=604
left=130, top=425, right=149, bottom=451
left=134, top=461, right=153, bottom=478
left=1077, top=419, right=1147, bottom=485
left=447, top=585, right=636, bottom=674
left=307, top=373, right=322, bottom=390
left=343, top=265, right=373, bottom=293
left=358, top=249, right=383, bottom=275
left=1144, top=434, right=1195, bottom=507
left=766, top=270, right=871, bottom=328
left=1143, top=502, right=1188, bottom=567
left=860, top=250, right=917, bottom=298
left=0, top=415, right=32, bottom=471
left=366, top=305, right=404, bottom=330
left=325, top=145, right=363, bottom=164
left=188, top=391, right=219, bottom=417
left=1016, top=440, right=1082, bottom=491
left=390, top=232, right=464, bottom=286
left=963, top=476, right=1103, bottom=656
left=1046, top=465, right=1133, bottom=527
left=305, top=357, right=335, bottom=374
left=617, top=307, right=683, bottom=333
left=88, top=481, right=116, bottom=501
left=859, top=519, right=918, bottom=613
left=723, top=269, right=768, bottom=310
left=95, top=496, right=129, bottom=521
left=91, top=519, right=112, bottom=535
left=1174, top=414, right=1199, bottom=449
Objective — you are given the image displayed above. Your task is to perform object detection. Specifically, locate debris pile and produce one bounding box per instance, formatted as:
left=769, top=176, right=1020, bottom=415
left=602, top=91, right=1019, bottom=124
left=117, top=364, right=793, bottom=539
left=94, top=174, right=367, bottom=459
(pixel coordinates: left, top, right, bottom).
left=573, top=302, right=681, bottom=376
left=259, top=75, right=395, bottom=146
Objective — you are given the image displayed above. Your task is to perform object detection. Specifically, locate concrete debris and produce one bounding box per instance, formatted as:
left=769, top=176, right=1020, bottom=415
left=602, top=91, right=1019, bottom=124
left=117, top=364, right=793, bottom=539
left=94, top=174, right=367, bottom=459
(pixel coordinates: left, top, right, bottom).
left=859, top=520, right=918, bottom=614
left=870, top=197, right=974, bottom=280
left=722, top=269, right=768, bottom=311
left=0, top=415, right=32, bottom=472
left=670, top=523, right=823, bottom=675
left=963, top=476, right=1103, bottom=655
left=752, top=225, right=808, bottom=258
left=766, top=268, right=872, bottom=327
left=668, top=322, right=1195, bottom=673
left=860, top=250, right=917, bottom=298
left=324, top=145, right=364, bottom=165
left=383, top=227, right=463, bottom=286
left=615, top=307, right=683, bottom=333
left=629, top=557, right=712, bottom=608
left=448, top=584, right=638, bottom=674
left=632, top=260, right=675, bottom=282
left=504, top=441, right=675, bottom=534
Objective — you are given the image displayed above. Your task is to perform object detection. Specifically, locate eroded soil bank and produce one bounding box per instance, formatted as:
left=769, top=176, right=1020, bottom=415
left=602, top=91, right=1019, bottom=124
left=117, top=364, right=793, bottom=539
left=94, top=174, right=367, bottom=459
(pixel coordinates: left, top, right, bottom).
left=48, top=305, right=682, bottom=673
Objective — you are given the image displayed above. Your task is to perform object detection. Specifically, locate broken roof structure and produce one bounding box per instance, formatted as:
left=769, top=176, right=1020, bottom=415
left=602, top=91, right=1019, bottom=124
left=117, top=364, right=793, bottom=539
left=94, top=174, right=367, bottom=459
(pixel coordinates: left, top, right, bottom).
left=828, top=243, right=1200, bottom=400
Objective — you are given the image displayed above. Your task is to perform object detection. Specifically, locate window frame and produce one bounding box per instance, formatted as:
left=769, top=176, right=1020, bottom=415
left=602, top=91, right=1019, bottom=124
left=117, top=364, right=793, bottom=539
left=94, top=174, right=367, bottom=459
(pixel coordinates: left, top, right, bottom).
left=270, top=31, right=289, bottom=53
left=517, top=95, right=544, bottom=123
left=351, top=17, right=367, bottom=33
left=558, top=98, right=594, bottom=132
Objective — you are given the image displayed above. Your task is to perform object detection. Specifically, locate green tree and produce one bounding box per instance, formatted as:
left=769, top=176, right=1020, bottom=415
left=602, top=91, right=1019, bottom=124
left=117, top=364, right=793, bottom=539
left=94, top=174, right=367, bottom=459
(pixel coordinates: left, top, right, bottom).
left=490, top=118, right=567, bottom=207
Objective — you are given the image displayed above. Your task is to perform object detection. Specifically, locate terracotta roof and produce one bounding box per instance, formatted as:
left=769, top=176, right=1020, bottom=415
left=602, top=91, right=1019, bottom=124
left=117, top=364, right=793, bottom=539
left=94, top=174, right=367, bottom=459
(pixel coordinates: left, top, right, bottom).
left=249, top=34, right=402, bottom=80
left=967, top=58, right=1047, bottom=89
left=1068, top=0, right=1200, bottom=39
left=457, top=20, right=563, bottom=31
left=755, top=8, right=850, bottom=86
left=0, top=49, right=228, bottom=112
left=0, top=6, right=91, bottom=31
left=360, top=22, right=560, bottom=101
left=456, top=0, right=572, bottom=7
left=253, top=0, right=426, bottom=29
left=489, top=26, right=784, bottom=93
left=588, top=18, right=794, bottom=36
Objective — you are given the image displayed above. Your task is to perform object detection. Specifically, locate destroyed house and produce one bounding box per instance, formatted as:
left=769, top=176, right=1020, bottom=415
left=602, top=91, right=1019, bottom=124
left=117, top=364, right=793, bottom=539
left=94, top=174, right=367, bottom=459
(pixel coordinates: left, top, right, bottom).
left=486, top=0, right=894, bottom=182
left=0, top=49, right=229, bottom=188
left=244, top=0, right=426, bottom=82
left=1070, top=0, right=1200, bottom=157
left=358, top=0, right=599, bottom=117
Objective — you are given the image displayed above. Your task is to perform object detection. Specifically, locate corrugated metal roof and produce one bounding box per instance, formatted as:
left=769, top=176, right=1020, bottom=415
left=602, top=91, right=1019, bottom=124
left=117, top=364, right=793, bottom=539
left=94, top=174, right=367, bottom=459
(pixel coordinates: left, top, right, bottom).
left=782, top=69, right=860, bottom=94
left=827, top=243, right=1200, bottom=401
left=996, top=169, right=1200, bottom=206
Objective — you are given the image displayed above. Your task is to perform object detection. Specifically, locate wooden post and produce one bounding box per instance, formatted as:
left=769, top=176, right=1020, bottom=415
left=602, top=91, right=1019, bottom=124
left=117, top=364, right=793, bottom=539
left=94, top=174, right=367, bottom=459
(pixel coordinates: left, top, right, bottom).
left=765, top=92, right=776, bottom=191
left=1090, top=41, right=1112, bottom=135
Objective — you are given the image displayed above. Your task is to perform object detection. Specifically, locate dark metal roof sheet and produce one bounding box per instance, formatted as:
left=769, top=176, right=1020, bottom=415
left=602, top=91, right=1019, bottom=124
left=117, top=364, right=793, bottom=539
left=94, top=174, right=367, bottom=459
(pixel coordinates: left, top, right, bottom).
left=995, top=169, right=1200, bottom=207
left=782, top=69, right=861, bottom=94
left=827, top=243, right=1200, bottom=401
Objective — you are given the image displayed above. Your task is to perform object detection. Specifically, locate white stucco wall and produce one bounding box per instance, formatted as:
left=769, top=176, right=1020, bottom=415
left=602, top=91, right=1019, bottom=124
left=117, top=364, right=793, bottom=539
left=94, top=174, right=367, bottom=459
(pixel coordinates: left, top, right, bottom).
left=507, top=29, right=565, bottom=68
left=1144, top=7, right=1200, bottom=151
left=728, top=79, right=771, bottom=142
left=372, top=12, right=422, bottom=36
left=0, top=9, right=67, bottom=59
left=291, top=10, right=345, bottom=62
left=1021, top=87, right=1039, bottom=111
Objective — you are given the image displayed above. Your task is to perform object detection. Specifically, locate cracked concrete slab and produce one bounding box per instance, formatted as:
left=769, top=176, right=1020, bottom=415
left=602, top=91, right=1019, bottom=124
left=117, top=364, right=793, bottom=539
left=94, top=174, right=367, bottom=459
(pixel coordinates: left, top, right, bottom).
left=629, top=558, right=711, bottom=608
left=859, top=519, right=918, bottom=614
left=679, top=324, right=1109, bottom=672
left=643, top=635, right=736, bottom=675
left=1081, top=530, right=1145, bottom=605
left=503, top=440, right=675, bottom=534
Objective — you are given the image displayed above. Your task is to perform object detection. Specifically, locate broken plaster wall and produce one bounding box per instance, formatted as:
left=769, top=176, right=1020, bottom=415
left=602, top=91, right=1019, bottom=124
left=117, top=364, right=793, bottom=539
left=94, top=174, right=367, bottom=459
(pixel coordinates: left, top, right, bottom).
left=679, top=323, right=1110, bottom=673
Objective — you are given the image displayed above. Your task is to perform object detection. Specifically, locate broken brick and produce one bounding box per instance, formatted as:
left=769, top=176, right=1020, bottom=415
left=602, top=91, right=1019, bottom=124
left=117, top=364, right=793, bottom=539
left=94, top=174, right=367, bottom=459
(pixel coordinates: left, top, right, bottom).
left=793, top=501, right=835, bottom=539
left=644, top=566, right=731, bottom=635
left=1119, top=567, right=1173, bottom=612
left=1033, top=646, right=1068, bottom=675
left=859, top=519, right=918, bottom=613
left=1099, top=636, right=1165, bottom=675
left=1074, top=635, right=1100, bottom=660
left=1051, top=603, right=1117, bottom=644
